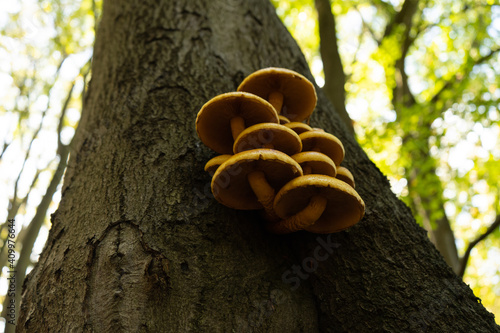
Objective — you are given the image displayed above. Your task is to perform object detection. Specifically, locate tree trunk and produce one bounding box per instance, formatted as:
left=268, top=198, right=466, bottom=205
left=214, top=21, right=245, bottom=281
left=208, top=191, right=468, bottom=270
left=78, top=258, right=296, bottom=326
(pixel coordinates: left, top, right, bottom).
left=404, top=134, right=460, bottom=273
left=17, top=0, right=499, bottom=332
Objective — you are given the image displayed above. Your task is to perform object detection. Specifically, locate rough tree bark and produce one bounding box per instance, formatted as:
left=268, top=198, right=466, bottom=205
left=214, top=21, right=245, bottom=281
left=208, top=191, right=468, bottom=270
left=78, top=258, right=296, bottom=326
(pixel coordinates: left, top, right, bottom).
left=17, top=0, right=499, bottom=332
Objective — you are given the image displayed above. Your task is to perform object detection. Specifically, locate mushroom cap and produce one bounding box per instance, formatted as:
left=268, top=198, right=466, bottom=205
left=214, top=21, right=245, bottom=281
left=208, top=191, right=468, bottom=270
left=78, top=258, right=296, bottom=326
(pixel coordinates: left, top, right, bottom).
left=196, top=92, right=279, bottom=154
left=278, top=115, right=290, bottom=124
left=273, top=175, right=365, bottom=234
left=204, top=155, right=232, bottom=176
left=237, top=67, right=317, bottom=122
left=233, top=123, right=302, bottom=156
left=284, top=122, right=312, bottom=135
left=212, top=149, right=303, bottom=210
left=291, top=152, right=337, bottom=177
left=299, top=131, right=345, bottom=166
left=336, top=166, right=355, bottom=188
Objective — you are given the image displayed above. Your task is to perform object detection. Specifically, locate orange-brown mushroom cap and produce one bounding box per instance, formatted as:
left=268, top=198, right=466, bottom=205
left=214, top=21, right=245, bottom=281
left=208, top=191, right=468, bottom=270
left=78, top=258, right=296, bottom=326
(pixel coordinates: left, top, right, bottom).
left=273, top=175, right=365, bottom=234
left=211, top=149, right=303, bottom=210
left=233, top=123, right=302, bottom=156
left=291, top=152, right=337, bottom=177
left=196, top=92, right=279, bottom=154
left=237, top=67, right=317, bottom=122
left=299, top=131, right=345, bottom=166
left=278, top=115, right=290, bottom=124
left=336, top=166, right=355, bottom=188
left=204, top=155, right=232, bottom=176
left=284, top=122, right=312, bottom=135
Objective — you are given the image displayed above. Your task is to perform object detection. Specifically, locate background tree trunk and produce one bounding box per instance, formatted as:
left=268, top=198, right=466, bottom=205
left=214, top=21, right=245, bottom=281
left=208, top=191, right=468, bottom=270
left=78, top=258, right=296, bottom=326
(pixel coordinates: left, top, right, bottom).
left=17, top=0, right=499, bottom=332
left=314, top=0, right=353, bottom=134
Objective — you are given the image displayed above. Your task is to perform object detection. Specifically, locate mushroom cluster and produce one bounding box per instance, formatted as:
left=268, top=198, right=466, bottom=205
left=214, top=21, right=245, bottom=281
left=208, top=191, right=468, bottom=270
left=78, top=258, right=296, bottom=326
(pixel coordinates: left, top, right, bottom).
left=196, top=67, right=365, bottom=234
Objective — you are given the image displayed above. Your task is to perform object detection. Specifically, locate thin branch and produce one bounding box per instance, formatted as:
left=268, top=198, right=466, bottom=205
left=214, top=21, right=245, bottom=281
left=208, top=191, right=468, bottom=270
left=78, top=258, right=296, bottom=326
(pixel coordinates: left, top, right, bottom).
left=314, top=0, right=353, bottom=133
left=0, top=73, right=77, bottom=321
left=0, top=140, right=11, bottom=160
left=354, top=5, right=381, bottom=45
left=344, top=30, right=364, bottom=80
left=458, top=214, right=500, bottom=278
left=8, top=55, right=68, bottom=216
left=9, top=109, right=47, bottom=214
left=430, top=47, right=500, bottom=104
left=0, top=167, right=43, bottom=271
left=382, top=0, right=419, bottom=41
left=57, top=82, right=75, bottom=149
left=386, top=0, right=420, bottom=110
left=408, top=21, right=438, bottom=46
left=0, top=144, right=70, bottom=322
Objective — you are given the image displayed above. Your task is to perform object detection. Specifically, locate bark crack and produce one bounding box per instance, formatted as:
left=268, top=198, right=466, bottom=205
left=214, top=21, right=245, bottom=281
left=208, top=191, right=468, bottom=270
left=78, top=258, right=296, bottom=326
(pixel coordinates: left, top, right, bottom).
left=82, top=219, right=169, bottom=331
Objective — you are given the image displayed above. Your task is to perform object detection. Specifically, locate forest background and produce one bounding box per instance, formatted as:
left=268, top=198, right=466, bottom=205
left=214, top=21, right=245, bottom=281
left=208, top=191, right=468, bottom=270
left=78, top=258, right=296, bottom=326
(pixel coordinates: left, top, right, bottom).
left=0, top=0, right=498, bottom=328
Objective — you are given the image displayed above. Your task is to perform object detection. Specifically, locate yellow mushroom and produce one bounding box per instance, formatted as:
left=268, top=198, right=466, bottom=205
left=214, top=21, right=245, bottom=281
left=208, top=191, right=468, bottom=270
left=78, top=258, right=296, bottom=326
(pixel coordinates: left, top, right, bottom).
left=237, top=67, right=317, bottom=122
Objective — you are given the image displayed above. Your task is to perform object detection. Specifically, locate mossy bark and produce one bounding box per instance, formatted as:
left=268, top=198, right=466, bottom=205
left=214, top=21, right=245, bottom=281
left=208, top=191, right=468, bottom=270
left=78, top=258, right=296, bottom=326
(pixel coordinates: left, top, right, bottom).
left=17, top=0, right=499, bottom=332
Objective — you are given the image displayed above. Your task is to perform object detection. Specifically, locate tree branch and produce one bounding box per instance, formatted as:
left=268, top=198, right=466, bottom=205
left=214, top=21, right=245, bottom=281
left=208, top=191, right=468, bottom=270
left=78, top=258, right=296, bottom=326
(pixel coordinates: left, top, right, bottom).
left=0, top=169, right=42, bottom=271
left=0, top=140, right=11, bottom=160
left=57, top=82, right=75, bottom=150
left=354, top=5, right=381, bottom=45
left=458, top=214, right=500, bottom=278
left=314, top=0, right=354, bottom=133
left=0, top=143, right=70, bottom=323
left=9, top=109, right=47, bottom=216
left=430, top=47, right=500, bottom=104
left=382, top=0, right=419, bottom=40
left=0, top=76, right=77, bottom=322
left=387, top=0, right=420, bottom=109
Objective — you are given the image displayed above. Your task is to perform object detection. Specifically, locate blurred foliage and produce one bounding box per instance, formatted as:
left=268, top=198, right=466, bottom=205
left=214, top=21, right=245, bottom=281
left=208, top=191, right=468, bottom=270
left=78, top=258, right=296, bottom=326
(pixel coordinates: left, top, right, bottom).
left=272, top=0, right=500, bottom=321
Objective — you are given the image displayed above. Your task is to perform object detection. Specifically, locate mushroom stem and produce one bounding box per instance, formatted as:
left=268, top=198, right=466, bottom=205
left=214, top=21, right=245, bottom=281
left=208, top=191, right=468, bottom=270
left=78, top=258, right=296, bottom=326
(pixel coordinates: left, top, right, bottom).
left=247, top=171, right=278, bottom=219
left=230, top=116, right=246, bottom=140
left=303, top=165, right=312, bottom=175
left=267, top=195, right=327, bottom=234
left=268, top=91, right=284, bottom=114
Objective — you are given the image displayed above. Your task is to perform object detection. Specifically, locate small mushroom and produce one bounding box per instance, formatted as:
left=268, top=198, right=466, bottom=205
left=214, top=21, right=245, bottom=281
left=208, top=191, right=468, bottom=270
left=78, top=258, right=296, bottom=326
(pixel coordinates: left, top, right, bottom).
left=299, top=131, right=345, bottom=166
left=196, top=92, right=279, bottom=154
left=204, top=155, right=232, bottom=176
left=233, top=123, right=302, bottom=156
left=211, top=149, right=303, bottom=218
left=268, top=175, right=365, bottom=234
left=237, top=67, right=317, bottom=122
left=336, top=166, right=355, bottom=188
left=291, top=152, right=337, bottom=177
left=278, top=115, right=290, bottom=124
left=284, top=122, right=312, bottom=135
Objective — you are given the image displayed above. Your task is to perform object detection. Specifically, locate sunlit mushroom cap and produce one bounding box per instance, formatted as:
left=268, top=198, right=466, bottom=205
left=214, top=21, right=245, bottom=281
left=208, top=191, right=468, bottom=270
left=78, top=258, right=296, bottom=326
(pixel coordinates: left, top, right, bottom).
left=284, top=122, right=312, bottom=135
left=196, top=92, right=279, bottom=154
left=299, top=131, right=345, bottom=166
left=233, top=123, right=302, bottom=156
left=211, top=149, right=303, bottom=210
left=237, top=67, right=317, bottom=122
left=204, top=155, right=232, bottom=176
left=336, top=166, right=355, bottom=188
left=274, top=175, right=365, bottom=234
left=291, top=152, right=337, bottom=177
